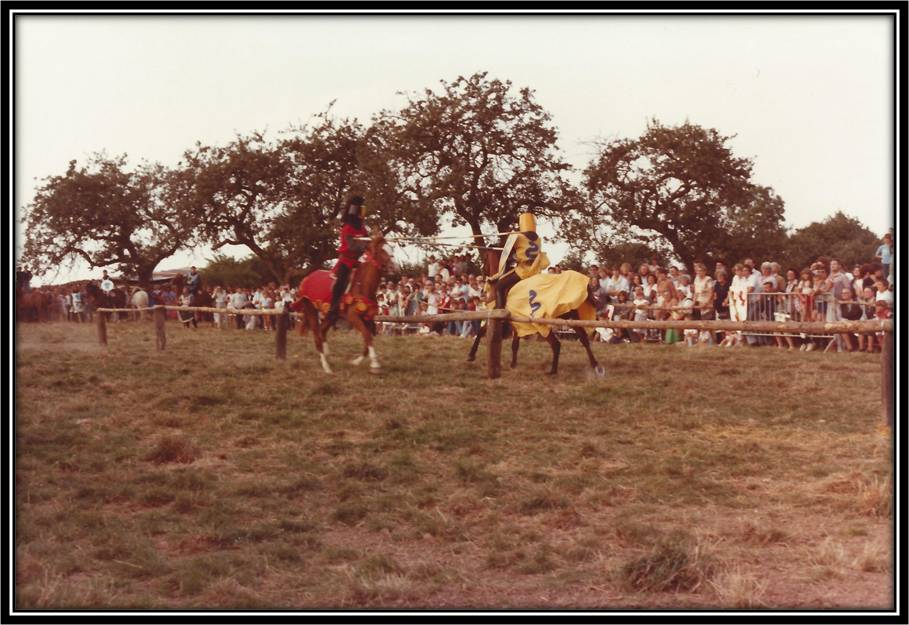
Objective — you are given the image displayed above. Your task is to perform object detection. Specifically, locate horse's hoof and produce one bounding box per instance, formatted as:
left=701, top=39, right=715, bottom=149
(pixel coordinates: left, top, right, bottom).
left=546, top=370, right=558, bottom=376
left=351, top=356, right=364, bottom=366
left=467, top=356, right=475, bottom=363
left=369, top=367, right=381, bottom=375
left=510, top=362, right=517, bottom=369
left=593, top=365, right=606, bottom=377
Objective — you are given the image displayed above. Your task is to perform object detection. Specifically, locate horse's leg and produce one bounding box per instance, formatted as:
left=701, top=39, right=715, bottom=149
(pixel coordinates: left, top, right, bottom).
left=302, top=300, right=331, bottom=373
left=545, top=332, right=561, bottom=375
left=298, top=304, right=309, bottom=337
left=351, top=339, right=369, bottom=366
left=467, top=322, right=486, bottom=362
left=319, top=318, right=332, bottom=347
left=347, top=313, right=379, bottom=372
left=510, top=330, right=520, bottom=369
left=573, top=325, right=606, bottom=376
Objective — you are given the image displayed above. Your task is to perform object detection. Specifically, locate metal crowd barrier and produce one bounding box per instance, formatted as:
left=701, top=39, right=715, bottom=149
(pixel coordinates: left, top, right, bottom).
left=744, top=292, right=877, bottom=341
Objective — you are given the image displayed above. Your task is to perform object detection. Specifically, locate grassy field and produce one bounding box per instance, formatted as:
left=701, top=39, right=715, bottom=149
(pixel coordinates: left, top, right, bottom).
left=15, top=321, right=893, bottom=610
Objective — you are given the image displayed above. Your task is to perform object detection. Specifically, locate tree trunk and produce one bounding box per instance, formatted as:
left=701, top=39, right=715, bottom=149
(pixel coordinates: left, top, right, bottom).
left=680, top=254, right=696, bottom=274
left=137, top=266, right=156, bottom=291
left=496, top=218, right=514, bottom=247
left=242, top=237, right=286, bottom=285
left=468, top=219, right=485, bottom=249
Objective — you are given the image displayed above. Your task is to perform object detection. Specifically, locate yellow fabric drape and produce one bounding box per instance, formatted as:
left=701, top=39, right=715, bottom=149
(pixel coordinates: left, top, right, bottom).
left=505, top=270, right=596, bottom=337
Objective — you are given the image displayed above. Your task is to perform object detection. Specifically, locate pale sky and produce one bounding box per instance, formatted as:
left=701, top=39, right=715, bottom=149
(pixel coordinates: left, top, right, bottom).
left=13, top=13, right=896, bottom=285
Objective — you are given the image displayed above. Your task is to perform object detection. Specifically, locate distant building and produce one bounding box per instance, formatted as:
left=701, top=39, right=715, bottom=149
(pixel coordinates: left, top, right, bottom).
left=114, top=266, right=197, bottom=286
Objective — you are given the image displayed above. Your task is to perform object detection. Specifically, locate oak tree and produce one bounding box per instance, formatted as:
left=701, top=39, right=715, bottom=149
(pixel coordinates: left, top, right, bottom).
left=574, top=120, right=787, bottom=271
left=21, top=154, right=196, bottom=288
left=375, top=71, right=579, bottom=248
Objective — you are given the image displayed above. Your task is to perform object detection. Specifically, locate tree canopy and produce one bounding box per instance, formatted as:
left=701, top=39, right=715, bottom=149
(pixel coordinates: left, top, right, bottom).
left=569, top=120, right=788, bottom=271
left=780, top=211, right=881, bottom=270
left=175, top=132, right=292, bottom=283
left=23, top=75, right=887, bottom=286
left=199, top=254, right=272, bottom=289
left=20, top=154, right=196, bottom=287
left=374, top=71, right=579, bottom=247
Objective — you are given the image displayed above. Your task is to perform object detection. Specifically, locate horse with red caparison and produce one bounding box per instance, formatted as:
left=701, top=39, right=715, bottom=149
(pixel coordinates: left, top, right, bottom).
left=293, top=233, right=393, bottom=374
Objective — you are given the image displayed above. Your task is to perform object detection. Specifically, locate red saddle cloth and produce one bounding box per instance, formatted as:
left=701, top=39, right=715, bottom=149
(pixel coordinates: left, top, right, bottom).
left=294, top=270, right=336, bottom=313
left=292, top=267, right=378, bottom=319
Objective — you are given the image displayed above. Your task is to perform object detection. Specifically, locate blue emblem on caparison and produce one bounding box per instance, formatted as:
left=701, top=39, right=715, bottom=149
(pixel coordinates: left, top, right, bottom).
left=526, top=242, right=538, bottom=261
left=529, top=289, right=541, bottom=317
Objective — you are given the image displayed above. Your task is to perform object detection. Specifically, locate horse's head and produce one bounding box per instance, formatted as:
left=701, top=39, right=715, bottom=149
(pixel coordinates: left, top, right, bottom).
left=366, top=233, right=395, bottom=274
left=482, top=247, right=502, bottom=277
left=83, top=282, right=103, bottom=305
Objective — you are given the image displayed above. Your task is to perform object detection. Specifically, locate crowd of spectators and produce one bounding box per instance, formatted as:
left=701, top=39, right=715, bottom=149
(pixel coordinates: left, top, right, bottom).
left=584, top=238, right=894, bottom=353
left=25, top=234, right=895, bottom=353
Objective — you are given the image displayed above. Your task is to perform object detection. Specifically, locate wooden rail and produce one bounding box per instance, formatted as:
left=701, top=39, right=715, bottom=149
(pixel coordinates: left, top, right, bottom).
left=96, top=305, right=305, bottom=317
left=504, top=315, right=893, bottom=335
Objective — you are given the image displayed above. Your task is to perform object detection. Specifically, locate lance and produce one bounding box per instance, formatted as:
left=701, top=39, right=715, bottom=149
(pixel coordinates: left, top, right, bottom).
left=354, top=237, right=503, bottom=250
left=353, top=232, right=515, bottom=243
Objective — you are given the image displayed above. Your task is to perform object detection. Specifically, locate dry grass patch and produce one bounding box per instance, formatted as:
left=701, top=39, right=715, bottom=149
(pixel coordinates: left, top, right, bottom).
left=857, top=474, right=893, bottom=518
left=620, top=531, right=718, bottom=593
left=812, top=536, right=850, bottom=569
left=144, top=435, right=199, bottom=465
left=739, top=522, right=790, bottom=547
left=709, top=567, right=768, bottom=608
left=852, top=539, right=890, bottom=573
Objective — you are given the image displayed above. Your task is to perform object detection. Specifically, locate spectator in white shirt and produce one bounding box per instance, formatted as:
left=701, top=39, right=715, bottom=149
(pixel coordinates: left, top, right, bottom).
left=425, top=284, right=440, bottom=314
left=605, top=266, right=630, bottom=304
left=213, top=286, right=228, bottom=329
left=874, top=278, right=893, bottom=306
left=427, top=255, right=440, bottom=280
left=229, top=288, right=248, bottom=329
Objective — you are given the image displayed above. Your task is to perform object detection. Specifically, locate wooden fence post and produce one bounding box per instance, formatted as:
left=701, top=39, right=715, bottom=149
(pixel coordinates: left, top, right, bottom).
left=154, top=306, right=167, bottom=351
left=882, top=330, right=893, bottom=429
left=276, top=308, right=289, bottom=360
left=487, top=312, right=503, bottom=379
left=96, top=310, right=107, bottom=346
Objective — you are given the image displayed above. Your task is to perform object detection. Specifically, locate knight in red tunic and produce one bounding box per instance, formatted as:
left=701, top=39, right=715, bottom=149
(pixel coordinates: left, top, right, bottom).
left=324, top=195, right=369, bottom=329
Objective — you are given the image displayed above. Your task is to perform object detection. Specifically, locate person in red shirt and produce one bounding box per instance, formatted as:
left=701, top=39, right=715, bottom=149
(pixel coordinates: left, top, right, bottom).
left=324, top=195, right=369, bottom=329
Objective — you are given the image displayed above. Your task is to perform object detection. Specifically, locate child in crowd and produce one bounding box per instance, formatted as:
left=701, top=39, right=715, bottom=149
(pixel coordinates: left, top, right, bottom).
left=674, top=289, right=697, bottom=346
left=676, top=274, right=693, bottom=301
left=874, top=300, right=892, bottom=352
left=855, top=286, right=877, bottom=353
left=798, top=269, right=815, bottom=322
left=631, top=286, right=650, bottom=343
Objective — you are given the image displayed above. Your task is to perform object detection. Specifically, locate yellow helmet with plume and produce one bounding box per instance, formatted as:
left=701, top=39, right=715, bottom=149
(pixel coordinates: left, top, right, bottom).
left=519, top=212, right=536, bottom=233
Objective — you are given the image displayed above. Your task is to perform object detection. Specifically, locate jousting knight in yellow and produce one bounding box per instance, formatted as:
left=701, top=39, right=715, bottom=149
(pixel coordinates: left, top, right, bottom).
left=488, top=211, right=550, bottom=308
